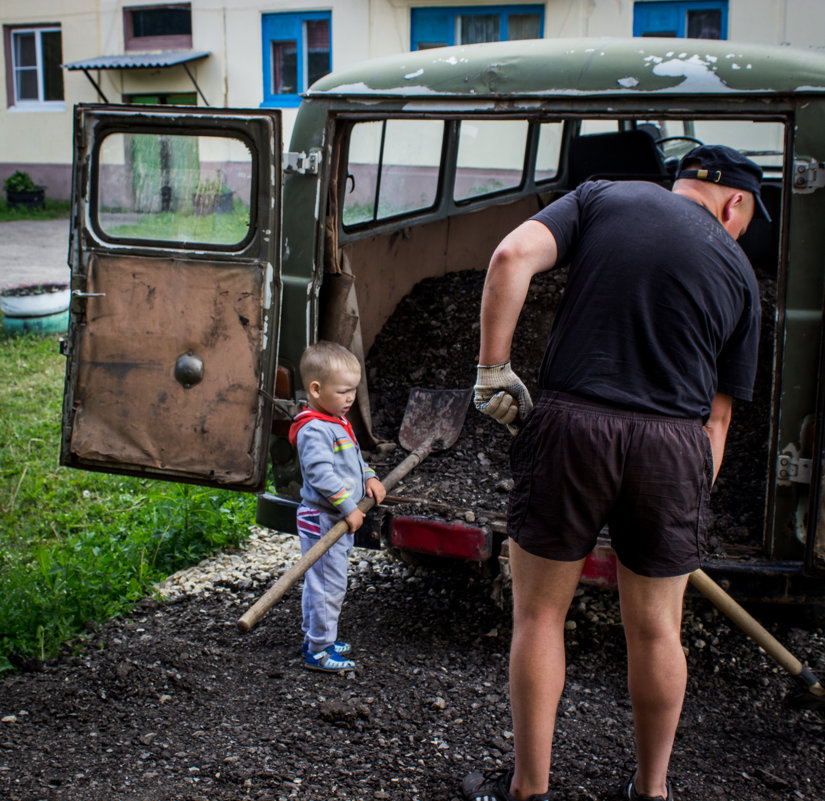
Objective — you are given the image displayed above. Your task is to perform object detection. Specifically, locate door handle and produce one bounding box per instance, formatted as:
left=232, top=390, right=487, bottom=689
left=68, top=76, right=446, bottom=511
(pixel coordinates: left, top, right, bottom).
left=71, top=290, right=107, bottom=298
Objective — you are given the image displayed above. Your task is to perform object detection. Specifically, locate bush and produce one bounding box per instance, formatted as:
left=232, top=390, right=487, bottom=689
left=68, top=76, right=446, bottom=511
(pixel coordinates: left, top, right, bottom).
left=3, top=170, right=38, bottom=193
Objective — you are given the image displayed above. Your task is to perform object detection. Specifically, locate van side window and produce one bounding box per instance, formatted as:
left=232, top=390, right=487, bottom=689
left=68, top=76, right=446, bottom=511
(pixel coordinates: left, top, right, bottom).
left=454, top=119, right=528, bottom=201
left=342, top=119, right=444, bottom=227
left=535, top=122, right=563, bottom=183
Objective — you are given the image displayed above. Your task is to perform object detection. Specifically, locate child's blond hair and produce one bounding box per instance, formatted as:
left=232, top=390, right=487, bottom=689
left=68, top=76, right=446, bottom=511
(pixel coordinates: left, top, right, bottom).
left=299, top=341, right=361, bottom=387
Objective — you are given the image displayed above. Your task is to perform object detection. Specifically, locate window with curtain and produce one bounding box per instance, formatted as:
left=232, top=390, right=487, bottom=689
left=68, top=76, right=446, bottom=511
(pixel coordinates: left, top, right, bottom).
left=262, top=11, right=331, bottom=107
left=633, top=1, right=727, bottom=39
left=411, top=5, right=543, bottom=50
left=6, top=25, right=64, bottom=108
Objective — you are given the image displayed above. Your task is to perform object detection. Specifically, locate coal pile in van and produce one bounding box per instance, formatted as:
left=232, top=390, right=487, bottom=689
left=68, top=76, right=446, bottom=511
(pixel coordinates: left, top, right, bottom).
left=366, top=267, right=565, bottom=527
left=366, top=268, right=775, bottom=554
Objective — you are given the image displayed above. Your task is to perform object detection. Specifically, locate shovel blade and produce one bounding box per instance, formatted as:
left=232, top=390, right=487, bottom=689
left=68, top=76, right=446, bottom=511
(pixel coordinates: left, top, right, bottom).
left=398, top=387, right=473, bottom=453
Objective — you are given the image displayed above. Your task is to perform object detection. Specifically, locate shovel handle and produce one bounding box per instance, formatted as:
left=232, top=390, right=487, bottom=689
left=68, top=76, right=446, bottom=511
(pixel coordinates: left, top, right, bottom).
left=689, top=568, right=825, bottom=695
left=237, top=446, right=430, bottom=632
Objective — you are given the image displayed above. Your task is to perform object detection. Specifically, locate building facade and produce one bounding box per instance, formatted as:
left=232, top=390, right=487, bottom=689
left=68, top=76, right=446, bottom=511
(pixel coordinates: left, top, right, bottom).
left=2, top=0, right=824, bottom=200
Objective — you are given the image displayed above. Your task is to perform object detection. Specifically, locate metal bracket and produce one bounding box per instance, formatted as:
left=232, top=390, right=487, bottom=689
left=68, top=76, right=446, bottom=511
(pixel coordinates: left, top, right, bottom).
left=792, top=157, right=825, bottom=193
left=284, top=150, right=321, bottom=175
left=777, top=443, right=812, bottom=485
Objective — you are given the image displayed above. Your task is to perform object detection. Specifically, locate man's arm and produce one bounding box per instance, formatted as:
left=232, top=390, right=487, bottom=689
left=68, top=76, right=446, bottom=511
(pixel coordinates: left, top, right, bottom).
left=479, top=219, right=560, bottom=364
left=474, top=220, right=560, bottom=429
left=703, top=392, right=733, bottom=485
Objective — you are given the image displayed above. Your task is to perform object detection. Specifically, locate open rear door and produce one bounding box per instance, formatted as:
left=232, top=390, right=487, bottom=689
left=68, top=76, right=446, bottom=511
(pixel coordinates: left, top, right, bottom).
left=60, top=104, right=281, bottom=491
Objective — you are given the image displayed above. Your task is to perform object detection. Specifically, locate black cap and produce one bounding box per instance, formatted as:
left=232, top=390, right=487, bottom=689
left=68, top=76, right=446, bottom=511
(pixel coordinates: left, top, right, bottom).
left=676, top=144, right=771, bottom=221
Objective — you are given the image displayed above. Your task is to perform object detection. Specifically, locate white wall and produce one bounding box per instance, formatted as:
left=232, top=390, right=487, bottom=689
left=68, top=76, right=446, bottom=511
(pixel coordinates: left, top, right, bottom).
left=3, top=0, right=825, bottom=198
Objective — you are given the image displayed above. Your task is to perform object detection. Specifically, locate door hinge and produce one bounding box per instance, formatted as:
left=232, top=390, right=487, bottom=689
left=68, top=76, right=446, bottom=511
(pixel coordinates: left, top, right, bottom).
left=777, top=443, right=812, bottom=485
left=284, top=149, right=321, bottom=175
left=792, top=157, right=825, bottom=193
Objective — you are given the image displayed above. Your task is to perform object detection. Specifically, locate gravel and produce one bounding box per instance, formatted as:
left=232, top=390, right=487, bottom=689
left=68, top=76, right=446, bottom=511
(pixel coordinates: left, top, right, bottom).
left=1, top=527, right=824, bottom=801
left=3, top=266, right=824, bottom=801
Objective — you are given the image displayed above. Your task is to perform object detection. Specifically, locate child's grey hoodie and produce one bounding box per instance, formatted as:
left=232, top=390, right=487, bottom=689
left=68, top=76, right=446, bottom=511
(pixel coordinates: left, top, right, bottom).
left=290, top=409, right=376, bottom=516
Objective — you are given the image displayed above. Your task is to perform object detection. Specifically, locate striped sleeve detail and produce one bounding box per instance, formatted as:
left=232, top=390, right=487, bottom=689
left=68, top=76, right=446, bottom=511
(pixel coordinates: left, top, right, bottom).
left=329, top=487, right=351, bottom=507
left=332, top=437, right=355, bottom=453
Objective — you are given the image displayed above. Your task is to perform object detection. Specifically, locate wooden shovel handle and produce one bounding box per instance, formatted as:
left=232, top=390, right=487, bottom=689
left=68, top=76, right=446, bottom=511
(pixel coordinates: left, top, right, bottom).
left=237, top=446, right=429, bottom=632
left=689, top=568, right=825, bottom=695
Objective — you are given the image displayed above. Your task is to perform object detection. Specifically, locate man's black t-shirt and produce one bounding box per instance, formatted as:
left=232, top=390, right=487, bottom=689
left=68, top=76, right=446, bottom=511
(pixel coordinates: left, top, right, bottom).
left=531, top=180, right=761, bottom=420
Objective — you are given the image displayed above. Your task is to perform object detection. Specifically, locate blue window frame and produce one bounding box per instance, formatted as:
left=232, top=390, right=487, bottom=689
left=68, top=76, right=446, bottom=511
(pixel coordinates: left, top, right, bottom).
left=261, top=11, right=331, bottom=108
left=633, top=1, right=727, bottom=39
left=411, top=5, right=543, bottom=50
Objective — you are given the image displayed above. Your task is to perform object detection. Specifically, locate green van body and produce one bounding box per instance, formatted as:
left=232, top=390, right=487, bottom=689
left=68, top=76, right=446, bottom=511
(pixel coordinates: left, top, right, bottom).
left=61, top=38, right=825, bottom=601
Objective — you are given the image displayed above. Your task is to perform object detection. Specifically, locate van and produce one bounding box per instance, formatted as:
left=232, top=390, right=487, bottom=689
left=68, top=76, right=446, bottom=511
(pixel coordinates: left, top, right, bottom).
left=60, top=37, right=825, bottom=602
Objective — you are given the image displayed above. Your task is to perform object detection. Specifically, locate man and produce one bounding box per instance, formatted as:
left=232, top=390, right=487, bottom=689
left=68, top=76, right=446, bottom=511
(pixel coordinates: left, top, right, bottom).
left=463, top=145, right=768, bottom=801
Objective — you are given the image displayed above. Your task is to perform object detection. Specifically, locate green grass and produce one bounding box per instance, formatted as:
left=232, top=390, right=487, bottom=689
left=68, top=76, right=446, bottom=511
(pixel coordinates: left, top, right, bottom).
left=0, top=197, right=71, bottom=222
left=106, top=203, right=251, bottom=245
left=0, top=331, right=254, bottom=674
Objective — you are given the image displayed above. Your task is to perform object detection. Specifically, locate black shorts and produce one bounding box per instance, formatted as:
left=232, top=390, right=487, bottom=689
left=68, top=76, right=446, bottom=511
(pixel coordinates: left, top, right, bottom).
left=507, top=391, right=713, bottom=578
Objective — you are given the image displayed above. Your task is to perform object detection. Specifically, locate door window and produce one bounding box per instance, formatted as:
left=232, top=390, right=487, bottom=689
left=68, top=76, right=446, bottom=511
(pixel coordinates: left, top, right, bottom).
left=96, top=132, right=253, bottom=248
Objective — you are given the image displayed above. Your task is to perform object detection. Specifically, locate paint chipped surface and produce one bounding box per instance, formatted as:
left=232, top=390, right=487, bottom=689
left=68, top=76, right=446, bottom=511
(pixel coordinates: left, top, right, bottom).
left=306, top=37, right=825, bottom=99
left=68, top=254, right=268, bottom=487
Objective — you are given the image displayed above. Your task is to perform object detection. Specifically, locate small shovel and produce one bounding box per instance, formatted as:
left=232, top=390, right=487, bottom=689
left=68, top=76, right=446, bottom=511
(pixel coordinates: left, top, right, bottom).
left=237, top=387, right=473, bottom=632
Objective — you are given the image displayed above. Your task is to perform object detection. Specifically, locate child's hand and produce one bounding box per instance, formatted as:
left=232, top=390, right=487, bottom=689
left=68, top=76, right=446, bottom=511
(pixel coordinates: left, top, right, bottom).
left=366, top=477, right=386, bottom=506
left=344, top=507, right=365, bottom=533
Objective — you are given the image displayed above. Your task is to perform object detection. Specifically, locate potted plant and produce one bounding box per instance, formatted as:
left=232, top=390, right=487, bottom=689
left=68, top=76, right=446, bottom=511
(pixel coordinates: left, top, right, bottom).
left=192, top=176, right=234, bottom=216
left=3, top=170, right=46, bottom=210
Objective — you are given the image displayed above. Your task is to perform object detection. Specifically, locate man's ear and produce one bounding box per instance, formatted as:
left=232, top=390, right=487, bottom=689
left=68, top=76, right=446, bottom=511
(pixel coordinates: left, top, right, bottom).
left=722, top=190, right=745, bottom=223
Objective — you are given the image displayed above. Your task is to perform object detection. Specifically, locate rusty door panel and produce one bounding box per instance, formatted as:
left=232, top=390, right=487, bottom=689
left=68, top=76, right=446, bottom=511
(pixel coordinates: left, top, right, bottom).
left=67, top=254, right=269, bottom=486
left=62, top=104, right=281, bottom=491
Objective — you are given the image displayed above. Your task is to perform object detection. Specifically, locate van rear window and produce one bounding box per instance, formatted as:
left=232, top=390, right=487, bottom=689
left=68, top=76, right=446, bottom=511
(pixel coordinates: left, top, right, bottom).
left=95, top=132, right=253, bottom=248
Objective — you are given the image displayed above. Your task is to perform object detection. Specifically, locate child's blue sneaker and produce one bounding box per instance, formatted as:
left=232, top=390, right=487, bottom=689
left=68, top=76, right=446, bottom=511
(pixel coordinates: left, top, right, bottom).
left=302, top=640, right=351, bottom=656
left=304, top=646, right=356, bottom=672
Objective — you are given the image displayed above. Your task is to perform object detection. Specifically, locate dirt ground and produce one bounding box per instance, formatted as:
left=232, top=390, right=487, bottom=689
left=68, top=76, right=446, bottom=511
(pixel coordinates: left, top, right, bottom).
left=0, top=219, right=70, bottom=290
left=1, top=552, right=824, bottom=801
left=3, top=243, right=824, bottom=801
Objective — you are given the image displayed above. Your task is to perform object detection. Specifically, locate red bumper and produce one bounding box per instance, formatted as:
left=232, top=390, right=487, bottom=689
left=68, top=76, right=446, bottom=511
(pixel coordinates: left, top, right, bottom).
left=387, top=516, right=492, bottom=561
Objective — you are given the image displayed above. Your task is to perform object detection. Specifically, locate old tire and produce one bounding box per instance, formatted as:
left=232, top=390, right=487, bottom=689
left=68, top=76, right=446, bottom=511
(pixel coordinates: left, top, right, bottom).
left=0, top=283, right=70, bottom=317
left=1, top=309, right=68, bottom=336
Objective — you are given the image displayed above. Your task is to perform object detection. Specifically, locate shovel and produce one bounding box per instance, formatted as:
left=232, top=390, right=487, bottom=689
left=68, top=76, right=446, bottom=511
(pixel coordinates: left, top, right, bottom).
left=237, top=387, right=473, bottom=632
left=689, top=568, right=825, bottom=714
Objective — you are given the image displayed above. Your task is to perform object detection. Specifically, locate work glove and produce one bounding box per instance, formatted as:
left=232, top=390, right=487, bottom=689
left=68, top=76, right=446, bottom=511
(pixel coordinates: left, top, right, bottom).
left=474, top=362, right=533, bottom=434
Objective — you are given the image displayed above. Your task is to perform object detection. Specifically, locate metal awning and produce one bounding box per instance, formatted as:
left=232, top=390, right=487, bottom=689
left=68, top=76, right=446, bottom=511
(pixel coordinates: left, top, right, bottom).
left=62, top=51, right=210, bottom=104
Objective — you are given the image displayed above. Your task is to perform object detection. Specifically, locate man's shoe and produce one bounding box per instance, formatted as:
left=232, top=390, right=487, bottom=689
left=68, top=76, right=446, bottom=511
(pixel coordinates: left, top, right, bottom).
left=623, top=773, right=673, bottom=801
left=461, top=767, right=553, bottom=801
left=302, top=640, right=351, bottom=656
left=304, top=646, right=355, bottom=672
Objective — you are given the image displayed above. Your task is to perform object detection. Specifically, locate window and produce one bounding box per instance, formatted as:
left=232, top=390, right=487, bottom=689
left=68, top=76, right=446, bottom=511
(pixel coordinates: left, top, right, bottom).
left=411, top=5, right=543, bottom=50
left=454, top=119, right=528, bottom=201
left=535, top=122, right=563, bottom=183
left=5, top=25, right=64, bottom=109
left=262, top=11, right=331, bottom=108
left=124, top=4, right=192, bottom=51
left=96, top=132, right=253, bottom=248
left=342, top=119, right=444, bottom=227
left=633, top=1, right=727, bottom=39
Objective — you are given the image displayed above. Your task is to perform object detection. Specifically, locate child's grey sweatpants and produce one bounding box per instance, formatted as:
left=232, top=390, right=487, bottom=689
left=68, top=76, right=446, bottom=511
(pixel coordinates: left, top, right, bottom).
left=297, top=504, right=354, bottom=653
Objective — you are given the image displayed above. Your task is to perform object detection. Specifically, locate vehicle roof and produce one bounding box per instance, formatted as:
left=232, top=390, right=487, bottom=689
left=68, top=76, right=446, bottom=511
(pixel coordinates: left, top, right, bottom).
left=307, top=37, right=825, bottom=100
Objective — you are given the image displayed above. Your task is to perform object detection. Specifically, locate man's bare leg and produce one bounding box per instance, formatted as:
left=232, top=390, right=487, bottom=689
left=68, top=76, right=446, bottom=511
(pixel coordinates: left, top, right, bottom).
left=507, top=539, right=586, bottom=800
left=617, top=562, right=689, bottom=799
